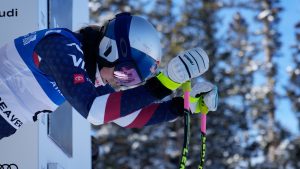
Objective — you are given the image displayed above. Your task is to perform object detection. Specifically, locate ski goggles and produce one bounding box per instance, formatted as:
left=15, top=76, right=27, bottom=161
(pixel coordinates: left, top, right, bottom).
left=114, top=58, right=158, bottom=87
left=114, top=63, right=142, bottom=86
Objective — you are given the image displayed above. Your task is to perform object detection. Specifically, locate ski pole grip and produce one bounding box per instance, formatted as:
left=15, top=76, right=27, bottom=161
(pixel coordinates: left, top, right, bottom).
left=183, top=81, right=191, bottom=110
left=182, top=81, right=191, bottom=92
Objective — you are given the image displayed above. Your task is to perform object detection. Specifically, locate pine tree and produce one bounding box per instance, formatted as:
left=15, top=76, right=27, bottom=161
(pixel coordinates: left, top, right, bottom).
left=287, top=22, right=300, bottom=129
left=253, top=0, right=285, bottom=167
left=222, top=12, right=261, bottom=168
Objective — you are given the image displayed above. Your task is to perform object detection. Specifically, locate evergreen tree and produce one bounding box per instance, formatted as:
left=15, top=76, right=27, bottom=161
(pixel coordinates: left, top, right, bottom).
left=253, top=0, right=287, bottom=168
left=287, top=22, right=300, bottom=129
left=221, top=12, right=260, bottom=168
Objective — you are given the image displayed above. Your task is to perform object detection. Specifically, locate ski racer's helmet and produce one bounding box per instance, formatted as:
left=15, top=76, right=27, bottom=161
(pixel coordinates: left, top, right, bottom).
left=98, top=12, right=162, bottom=86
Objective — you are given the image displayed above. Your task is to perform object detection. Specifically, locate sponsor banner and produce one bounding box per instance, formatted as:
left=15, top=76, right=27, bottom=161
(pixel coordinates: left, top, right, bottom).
left=0, top=0, right=40, bottom=46
left=0, top=163, right=18, bottom=169
left=0, top=97, right=23, bottom=129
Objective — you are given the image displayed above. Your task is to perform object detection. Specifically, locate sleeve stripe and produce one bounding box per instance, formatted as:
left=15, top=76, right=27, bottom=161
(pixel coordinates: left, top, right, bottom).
left=87, top=94, right=109, bottom=125
left=33, top=52, right=41, bottom=67
left=125, top=104, right=159, bottom=128
left=112, top=110, right=141, bottom=127
left=104, top=92, right=122, bottom=123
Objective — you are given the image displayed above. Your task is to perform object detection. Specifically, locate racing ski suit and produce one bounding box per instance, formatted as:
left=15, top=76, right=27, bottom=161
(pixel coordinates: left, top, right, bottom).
left=0, top=28, right=183, bottom=139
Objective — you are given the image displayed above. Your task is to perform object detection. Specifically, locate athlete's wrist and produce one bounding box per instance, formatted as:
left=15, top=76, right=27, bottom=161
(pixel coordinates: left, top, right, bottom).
left=144, top=75, right=173, bottom=99
left=156, top=72, right=182, bottom=91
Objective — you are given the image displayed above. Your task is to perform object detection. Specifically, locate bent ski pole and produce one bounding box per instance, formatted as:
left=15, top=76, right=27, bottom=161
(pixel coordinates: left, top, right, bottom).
left=179, top=81, right=191, bottom=169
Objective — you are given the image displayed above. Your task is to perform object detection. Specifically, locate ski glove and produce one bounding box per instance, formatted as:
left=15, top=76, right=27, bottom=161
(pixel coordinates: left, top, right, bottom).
left=190, top=81, right=218, bottom=114
left=156, top=48, right=209, bottom=90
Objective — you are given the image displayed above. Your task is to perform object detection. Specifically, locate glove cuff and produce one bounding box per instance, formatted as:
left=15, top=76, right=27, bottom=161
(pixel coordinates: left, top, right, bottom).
left=156, top=72, right=182, bottom=90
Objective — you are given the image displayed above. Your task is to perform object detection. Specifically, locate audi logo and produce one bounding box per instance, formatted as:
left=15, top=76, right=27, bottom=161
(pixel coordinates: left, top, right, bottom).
left=0, top=164, right=18, bottom=169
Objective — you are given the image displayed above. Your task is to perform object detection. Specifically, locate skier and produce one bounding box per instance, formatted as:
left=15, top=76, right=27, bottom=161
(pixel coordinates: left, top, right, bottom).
left=0, top=12, right=218, bottom=140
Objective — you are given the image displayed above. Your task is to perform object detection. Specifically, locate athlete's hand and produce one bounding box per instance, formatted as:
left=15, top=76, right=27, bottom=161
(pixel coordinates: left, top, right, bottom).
left=190, top=81, right=218, bottom=114
left=156, top=48, right=209, bottom=90
left=165, top=48, right=209, bottom=83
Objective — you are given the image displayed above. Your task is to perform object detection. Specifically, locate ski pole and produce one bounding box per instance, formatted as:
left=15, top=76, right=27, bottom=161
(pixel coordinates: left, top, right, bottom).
left=198, top=96, right=207, bottom=169
left=179, top=81, right=191, bottom=169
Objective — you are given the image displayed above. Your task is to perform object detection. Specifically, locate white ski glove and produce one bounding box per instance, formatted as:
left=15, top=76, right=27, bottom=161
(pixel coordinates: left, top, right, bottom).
left=190, top=81, right=218, bottom=114
left=156, top=47, right=209, bottom=90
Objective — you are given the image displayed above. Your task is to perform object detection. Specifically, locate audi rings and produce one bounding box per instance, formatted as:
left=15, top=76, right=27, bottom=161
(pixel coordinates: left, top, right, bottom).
left=0, top=164, right=18, bottom=169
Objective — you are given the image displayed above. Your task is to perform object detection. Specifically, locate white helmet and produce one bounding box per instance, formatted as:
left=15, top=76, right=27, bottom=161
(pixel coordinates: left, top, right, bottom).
left=98, top=12, right=162, bottom=86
